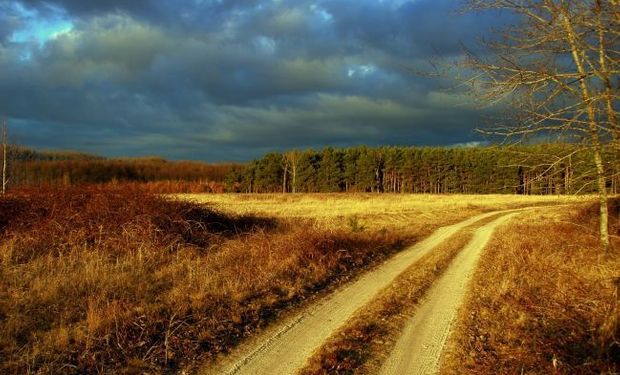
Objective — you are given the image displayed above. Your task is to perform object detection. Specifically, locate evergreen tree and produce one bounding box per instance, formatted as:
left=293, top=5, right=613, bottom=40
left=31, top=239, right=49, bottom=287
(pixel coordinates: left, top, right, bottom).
left=318, top=147, right=343, bottom=192
left=255, top=153, right=283, bottom=192
left=226, top=144, right=597, bottom=195
left=356, top=148, right=376, bottom=192
left=296, top=150, right=321, bottom=192
left=343, top=147, right=360, bottom=192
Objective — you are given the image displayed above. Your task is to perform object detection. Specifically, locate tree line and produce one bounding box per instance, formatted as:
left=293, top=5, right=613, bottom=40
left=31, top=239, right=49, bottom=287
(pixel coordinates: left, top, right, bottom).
left=6, top=146, right=235, bottom=188
left=225, top=144, right=619, bottom=195
left=6, top=144, right=618, bottom=196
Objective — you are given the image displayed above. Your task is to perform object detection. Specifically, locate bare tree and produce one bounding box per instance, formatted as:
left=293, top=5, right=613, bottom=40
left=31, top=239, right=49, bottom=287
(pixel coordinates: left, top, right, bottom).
left=2, top=118, right=7, bottom=196
left=462, top=0, right=619, bottom=252
left=281, top=155, right=289, bottom=193
left=284, top=150, right=301, bottom=193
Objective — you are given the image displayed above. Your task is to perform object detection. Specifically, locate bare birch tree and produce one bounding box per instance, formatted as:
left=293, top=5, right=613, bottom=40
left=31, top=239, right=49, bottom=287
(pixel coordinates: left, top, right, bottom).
left=284, top=150, right=301, bottom=193
left=281, top=155, right=289, bottom=193
left=1, top=118, right=8, bottom=196
left=463, top=0, right=619, bottom=252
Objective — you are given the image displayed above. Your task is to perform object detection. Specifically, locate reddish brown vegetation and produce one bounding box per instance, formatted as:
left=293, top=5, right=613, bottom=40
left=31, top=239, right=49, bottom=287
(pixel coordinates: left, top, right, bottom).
left=0, top=185, right=272, bottom=259
left=9, top=158, right=234, bottom=189
left=118, top=180, right=226, bottom=193
left=0, top=186, right=407, bottom=374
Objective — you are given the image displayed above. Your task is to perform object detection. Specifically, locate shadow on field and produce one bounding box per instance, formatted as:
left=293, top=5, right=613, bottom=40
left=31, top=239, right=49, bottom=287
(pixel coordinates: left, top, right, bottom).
left=0, top=185, right=277, bottom=258
left=0, top=185, right=414, bottom=374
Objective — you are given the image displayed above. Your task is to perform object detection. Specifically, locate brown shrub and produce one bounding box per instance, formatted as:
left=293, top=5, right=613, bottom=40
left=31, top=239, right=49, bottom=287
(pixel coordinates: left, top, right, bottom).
left=0, top=186, right=407, bottom=374
left=0, top=185, right=274, bottom=262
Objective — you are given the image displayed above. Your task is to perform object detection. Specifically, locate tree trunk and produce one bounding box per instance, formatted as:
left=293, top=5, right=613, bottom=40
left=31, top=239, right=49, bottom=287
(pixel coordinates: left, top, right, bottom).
left=2, top=119, right=7, bottom=196
left=291, top=165, right=297, bottom=194
left=595, top=1, right=620, bottom=154
left=282, top=164, right=288, bottom=193
left=562, top=11, right=610, bottom=253
left=593, top=147, right=610, bottom=253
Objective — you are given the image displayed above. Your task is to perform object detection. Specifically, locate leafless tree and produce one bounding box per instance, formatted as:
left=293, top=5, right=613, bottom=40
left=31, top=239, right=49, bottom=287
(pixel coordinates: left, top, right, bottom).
left=462, top=0, right=619, bottom=252
left=1, top=118, right=8, bottom=196
left=281, top=155, right=289, bottom=193
left=284, top=150, right=301, bottom=193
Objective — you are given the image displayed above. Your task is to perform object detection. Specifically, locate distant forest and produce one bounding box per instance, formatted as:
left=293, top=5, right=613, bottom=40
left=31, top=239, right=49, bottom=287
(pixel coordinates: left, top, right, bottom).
left=6, top=146, right=235, bottom=192
left=5, top=144, right=619, bottom=195
left=225, top=144, right=619, bottom=195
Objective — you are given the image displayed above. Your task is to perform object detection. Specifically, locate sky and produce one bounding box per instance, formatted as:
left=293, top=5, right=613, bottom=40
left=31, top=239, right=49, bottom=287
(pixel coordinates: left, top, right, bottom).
left=0, top=0, right=504, bottom=161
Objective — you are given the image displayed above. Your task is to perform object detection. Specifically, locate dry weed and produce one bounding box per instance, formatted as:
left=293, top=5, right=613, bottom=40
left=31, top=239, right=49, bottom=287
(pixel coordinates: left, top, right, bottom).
left=0, top=186, right=409, bottom=374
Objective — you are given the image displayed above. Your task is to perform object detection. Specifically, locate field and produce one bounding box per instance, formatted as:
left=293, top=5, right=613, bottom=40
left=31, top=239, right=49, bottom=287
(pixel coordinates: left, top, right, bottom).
left=1, top=187, right=616, bottom=374
left=3, top=0, right=618, bottom=374
left=177, top=193, right=587, bottom=232
left=441, top=203, right=620, bottom=374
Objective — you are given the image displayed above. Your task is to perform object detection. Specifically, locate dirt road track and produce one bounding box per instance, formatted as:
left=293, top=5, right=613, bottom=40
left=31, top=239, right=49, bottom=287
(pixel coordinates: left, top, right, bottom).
left=379, top=213, right=517, bottom=375
left=201, top=211, right=503, bottom=375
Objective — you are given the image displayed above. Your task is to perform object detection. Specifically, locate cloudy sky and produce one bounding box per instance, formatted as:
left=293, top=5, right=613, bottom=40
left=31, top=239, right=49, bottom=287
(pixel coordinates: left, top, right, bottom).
left=0, top=0, right=503, bottom=161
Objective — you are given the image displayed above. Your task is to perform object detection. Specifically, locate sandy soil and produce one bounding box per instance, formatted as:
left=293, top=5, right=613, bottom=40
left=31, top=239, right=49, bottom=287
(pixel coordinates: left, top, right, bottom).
left=199, top=211, right=503, bottom=375
left=379, top=213, right=517, bottom=375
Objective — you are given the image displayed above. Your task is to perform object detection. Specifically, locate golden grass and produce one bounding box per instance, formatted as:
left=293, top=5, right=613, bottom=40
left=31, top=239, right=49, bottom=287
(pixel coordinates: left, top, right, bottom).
left=299, top=214, right=503, bottom=375
left=176, top=193, right=588, bottom=234
left=441, top=201, right=620, bottom=374
left=0, top=188, right=598, bottom=374
left=0, top=188, right=415, bottom=373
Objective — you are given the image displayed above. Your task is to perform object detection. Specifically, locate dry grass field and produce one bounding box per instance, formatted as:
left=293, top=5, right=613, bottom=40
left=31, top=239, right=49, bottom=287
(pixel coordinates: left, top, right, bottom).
left=0, top=187, right=411, bottom=374
left=300, top=213, right=503, bottom=375
left=441, top=201, right=620, bottom=374
left=177, top=193, right=586, bottom=234
left=0, top=188, right=599, bottom=374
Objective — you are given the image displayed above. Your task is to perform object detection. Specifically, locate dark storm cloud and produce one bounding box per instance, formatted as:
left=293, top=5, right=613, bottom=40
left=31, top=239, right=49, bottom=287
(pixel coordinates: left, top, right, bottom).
left=0, top=0, right=504, bottom=161
left=17, top=0, right=264, bottom=32
left=19, top=0, right=154, bottom=16
left=322, top=0, right=503, bottom=58
left=19, top=0, right=261, bottom=15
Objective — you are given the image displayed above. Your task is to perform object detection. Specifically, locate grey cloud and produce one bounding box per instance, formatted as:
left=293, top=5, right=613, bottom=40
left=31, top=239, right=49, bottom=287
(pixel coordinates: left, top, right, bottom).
left=0, top=0, right=500, bottom=161
left=317, top=0, right=512, bottom=60
left=0, top=1, right=25, bottom=44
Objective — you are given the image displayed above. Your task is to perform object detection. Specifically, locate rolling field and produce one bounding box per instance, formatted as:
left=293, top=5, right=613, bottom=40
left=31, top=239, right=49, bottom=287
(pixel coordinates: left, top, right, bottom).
left=3, top=1, right=617, bottom=374
left=1, top=188, right=614, bottom=374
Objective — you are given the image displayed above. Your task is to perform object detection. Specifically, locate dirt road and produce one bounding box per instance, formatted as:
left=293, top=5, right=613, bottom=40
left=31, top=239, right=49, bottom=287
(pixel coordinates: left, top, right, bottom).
left=379, top=213, right=517, bottom=375
left=201, top=211, right=503, bottom=375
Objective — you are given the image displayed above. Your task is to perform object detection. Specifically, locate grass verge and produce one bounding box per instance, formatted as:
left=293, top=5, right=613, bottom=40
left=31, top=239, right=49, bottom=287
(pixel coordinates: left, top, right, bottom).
left=441, top=200, right=620, bottom=374
left=299, top=214, right=503, bottom=375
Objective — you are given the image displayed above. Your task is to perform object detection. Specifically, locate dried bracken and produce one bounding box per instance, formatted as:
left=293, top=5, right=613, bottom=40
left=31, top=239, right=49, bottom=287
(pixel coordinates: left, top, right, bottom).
left=0, top=186, right=408, bottom=374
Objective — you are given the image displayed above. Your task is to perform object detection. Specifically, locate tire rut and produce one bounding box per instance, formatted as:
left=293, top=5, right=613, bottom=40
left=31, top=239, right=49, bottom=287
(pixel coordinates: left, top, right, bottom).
left=378, top=213, right=517, bottom=375
left=199, top=211, right=503, bottom=375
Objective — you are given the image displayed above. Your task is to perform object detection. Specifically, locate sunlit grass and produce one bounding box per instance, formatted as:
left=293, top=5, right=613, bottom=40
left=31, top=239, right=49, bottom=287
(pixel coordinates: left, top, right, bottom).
left=0, top=188, right=412, bottom=373
left=441, top=202, right=620, bottom=374
left=0, top=189, right=600, bottom=373
left=176, top=193, right=591, bottom=233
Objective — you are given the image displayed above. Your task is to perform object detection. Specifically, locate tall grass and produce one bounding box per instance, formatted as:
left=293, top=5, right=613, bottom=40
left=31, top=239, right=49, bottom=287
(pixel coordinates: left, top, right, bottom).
left=300, top=218, right=489, bottom=375
left=441, top=200, right=620, bottom=374
left=0, top=186, right=408, bottom=374
left=178, top=193, right=585, bottom=234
